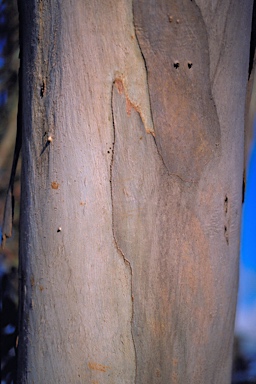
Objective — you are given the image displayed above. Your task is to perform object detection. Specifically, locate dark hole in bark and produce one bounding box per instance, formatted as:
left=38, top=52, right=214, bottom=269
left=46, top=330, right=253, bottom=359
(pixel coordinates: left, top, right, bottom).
left=224, top=226, right=229, bottom=244
left=224, top=195, right=228, bottom=213
left=174, top=62, right=179, bottom=69
left=40, top=82, right=45, bottom=98
left=188, top=62, right=193, bottom=69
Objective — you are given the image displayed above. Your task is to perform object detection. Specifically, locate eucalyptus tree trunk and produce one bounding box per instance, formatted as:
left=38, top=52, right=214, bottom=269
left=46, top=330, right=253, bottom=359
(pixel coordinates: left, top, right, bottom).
left=17, top=1, right=253, bottom=383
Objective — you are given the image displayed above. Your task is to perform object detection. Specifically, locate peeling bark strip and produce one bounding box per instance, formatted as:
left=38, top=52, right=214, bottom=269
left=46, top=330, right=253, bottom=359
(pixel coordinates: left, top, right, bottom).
left=111, top=80, right=138, bottom=382
left=133, top=0, right=221, bottom=181
left=114, top=79, right=141, bottom=120
left=113, top=75, right=154, bottom=135
left=112, top=66, right=218, bottom=383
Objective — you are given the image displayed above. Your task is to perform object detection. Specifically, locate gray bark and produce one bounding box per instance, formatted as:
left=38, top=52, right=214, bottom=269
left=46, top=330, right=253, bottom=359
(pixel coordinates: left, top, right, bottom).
left=18, top=1, right=253, bottom=383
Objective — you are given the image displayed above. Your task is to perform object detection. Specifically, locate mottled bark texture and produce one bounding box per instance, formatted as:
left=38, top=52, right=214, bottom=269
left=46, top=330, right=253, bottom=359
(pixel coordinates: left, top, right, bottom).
left=18, top=1, right=253, bottom=383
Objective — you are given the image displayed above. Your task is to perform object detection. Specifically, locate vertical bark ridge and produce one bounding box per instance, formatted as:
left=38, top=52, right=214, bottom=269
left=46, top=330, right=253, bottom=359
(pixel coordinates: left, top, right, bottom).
left=110, top=80, right=137, bottom=383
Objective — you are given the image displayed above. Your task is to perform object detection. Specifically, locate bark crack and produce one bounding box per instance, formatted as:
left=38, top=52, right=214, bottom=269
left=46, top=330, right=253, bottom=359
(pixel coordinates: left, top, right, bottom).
left=110, top=82, right=137, bottom=383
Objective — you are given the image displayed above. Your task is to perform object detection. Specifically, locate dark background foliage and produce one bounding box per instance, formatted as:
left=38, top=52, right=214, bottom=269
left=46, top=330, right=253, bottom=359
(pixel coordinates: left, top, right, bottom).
left=0, top=1, right=19, bottom=383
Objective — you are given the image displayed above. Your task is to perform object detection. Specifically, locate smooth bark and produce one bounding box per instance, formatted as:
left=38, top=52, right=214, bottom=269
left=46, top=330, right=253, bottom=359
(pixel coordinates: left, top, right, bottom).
left=18, top=1, right=253, bottom=383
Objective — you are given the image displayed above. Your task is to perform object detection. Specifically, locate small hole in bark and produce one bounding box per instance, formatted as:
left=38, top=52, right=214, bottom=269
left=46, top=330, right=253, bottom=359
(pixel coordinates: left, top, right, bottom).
left=107, top=151, right=110, bottom=154
left=188, top=62, right=193, bottom=69
left=174, top=62, right=180, bottom=69
left=224, top=226, right=229, bottom=244
left=224, top=195, right=228, bottom=213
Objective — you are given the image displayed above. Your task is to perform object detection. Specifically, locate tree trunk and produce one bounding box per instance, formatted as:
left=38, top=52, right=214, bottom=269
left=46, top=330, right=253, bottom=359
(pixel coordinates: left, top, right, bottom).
left=18, top=1, right=253, bottom=383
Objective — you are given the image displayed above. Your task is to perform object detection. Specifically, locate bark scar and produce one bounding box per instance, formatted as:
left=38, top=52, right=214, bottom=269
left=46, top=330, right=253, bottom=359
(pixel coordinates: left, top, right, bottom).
left=110, top=81, right=137, bottom=382
left=114, top=75, right=154, bottom=137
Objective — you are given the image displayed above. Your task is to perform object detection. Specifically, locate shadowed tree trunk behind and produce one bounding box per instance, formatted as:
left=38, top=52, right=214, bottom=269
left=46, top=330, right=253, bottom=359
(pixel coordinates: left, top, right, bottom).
left=17, top=1, right=253, bottom=383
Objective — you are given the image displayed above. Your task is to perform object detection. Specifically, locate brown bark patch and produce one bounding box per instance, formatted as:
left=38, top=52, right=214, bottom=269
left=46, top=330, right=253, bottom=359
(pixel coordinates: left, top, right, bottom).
left=126, top=98, right=133, bottom=116
left=88, top=362, right=111, bottom=372
left=114, top=79, right=124, bottom=94
left=51, top=181, right=59, bottom=189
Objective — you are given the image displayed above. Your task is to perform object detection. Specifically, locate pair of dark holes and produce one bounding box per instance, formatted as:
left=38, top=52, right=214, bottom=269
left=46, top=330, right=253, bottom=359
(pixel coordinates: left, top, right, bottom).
left=174, top=62, right=193, bottom=69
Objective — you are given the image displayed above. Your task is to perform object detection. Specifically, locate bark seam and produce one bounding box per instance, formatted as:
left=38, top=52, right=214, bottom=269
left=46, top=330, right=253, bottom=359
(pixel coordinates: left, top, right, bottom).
left=132, top=1, right=154, bottom=135
left=110, top=82, right=137, bottom=383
